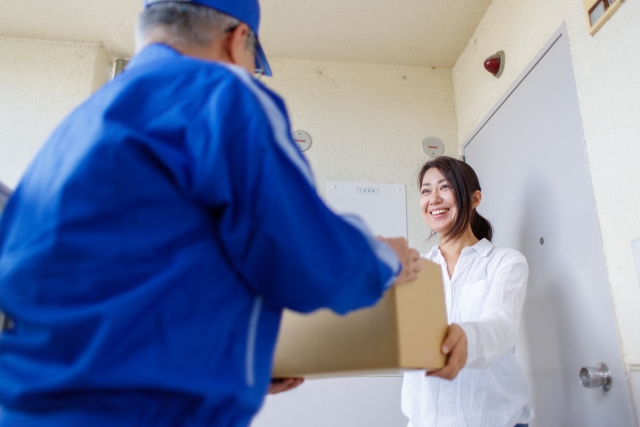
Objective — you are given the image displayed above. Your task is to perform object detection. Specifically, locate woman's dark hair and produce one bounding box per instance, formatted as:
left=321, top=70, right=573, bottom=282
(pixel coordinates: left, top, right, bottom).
left=417, top=156, right=493, bottom=242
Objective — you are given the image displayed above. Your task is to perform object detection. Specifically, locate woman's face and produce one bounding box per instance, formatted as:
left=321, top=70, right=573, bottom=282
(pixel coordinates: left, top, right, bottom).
left=420, top=168, right=457, bottom=235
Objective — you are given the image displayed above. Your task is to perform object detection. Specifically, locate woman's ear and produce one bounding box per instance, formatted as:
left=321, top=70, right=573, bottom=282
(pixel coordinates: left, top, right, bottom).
left=471, top=190, right=482, bottom=209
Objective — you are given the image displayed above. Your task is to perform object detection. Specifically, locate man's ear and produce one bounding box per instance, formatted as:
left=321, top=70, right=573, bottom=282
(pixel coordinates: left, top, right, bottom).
left=471, top=190, right=482, bottom=210
left=225, top=23, right=251, bottom=68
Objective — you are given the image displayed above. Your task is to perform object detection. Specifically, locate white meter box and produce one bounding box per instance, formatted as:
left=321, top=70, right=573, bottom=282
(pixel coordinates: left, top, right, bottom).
left=327, top=181, right=407, bottom=239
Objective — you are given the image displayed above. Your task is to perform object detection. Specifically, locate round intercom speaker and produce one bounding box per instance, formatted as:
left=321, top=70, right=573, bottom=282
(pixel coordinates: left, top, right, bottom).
left=292, top=130, right=312, bottom=152
left=422, top=137, right=445, bottom=158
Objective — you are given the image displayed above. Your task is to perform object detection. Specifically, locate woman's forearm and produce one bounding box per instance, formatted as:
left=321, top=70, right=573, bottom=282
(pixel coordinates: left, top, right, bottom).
left=457, top=315, right=519, bottom=369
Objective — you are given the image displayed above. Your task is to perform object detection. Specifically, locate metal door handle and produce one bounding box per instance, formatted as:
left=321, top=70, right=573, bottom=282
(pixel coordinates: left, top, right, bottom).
left=580, top=363, right=612, bottom=391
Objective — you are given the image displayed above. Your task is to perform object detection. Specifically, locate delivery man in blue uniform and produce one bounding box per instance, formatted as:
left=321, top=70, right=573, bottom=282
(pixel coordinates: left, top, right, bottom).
left=0, top=1, right=423, bottom=426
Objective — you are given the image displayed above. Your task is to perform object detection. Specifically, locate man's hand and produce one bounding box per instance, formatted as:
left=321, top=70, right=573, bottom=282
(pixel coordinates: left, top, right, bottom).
left=378, top=237, right=421, bottom=286
left=268, top=378, right=304, bottom=395
left=426, top=324, right=467, bottom=380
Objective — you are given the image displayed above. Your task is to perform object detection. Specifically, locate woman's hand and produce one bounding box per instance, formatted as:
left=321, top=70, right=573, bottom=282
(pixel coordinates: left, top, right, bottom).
left=426, top=324, right=467, bottom=380
left=268, top=378, right=304, bottom=394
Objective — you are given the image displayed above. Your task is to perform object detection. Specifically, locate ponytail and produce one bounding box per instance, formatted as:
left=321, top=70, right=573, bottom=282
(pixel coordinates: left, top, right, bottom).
left=471, top=210, right=493, bottom=242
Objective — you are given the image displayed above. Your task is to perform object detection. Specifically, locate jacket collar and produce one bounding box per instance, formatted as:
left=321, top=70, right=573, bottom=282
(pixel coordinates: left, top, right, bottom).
left=126, top=43, right=182, bottom=71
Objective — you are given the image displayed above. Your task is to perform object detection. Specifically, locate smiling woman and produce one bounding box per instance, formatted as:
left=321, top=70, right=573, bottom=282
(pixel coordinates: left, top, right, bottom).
left=402, top=156, right=533, bottom=427
left=418, top=156, right=492, bottom=244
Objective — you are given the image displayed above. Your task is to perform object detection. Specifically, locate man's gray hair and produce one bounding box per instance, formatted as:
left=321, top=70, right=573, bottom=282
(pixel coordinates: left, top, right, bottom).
left=136, top=2, right=256, bottom=53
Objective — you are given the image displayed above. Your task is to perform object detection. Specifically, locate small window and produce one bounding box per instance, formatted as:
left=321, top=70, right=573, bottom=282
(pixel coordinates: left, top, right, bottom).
left=584, top=0, right=625, bottom=35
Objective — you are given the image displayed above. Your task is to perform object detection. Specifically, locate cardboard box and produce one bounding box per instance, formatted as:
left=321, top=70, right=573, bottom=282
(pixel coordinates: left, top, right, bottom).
left=272, top=259, right=448, bottom=378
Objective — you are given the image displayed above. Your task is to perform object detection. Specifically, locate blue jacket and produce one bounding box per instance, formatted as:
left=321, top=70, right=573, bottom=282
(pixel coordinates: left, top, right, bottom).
left=0, top=44, right=399, bottom=427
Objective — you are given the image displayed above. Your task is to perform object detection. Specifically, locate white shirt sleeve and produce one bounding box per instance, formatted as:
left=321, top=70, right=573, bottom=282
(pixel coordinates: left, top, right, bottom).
left=457, top=252, right=529, bottom=369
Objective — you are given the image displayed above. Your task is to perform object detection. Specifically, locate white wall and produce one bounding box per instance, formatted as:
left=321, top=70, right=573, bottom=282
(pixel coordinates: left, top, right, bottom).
left=0, top=37, right=112, bottom=188
left=451, top=0, right=640, bottom=421
left=265, top=58, right=458, bottom=254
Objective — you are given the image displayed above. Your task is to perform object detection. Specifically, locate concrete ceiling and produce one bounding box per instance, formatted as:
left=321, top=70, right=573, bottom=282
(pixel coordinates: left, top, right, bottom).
left=0, top=0, right=492, bottom=68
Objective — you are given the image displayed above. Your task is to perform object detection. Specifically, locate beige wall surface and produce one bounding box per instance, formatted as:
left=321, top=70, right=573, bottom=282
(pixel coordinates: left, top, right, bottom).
left=0, top=37, right=112, bottom=188
left=0, top=43, right=458, bottom=254
left=452, top=0, right=640, bottom=417
left=1, top=0, right=639, bottom=421
left=264, top=58, right=459, bottom=254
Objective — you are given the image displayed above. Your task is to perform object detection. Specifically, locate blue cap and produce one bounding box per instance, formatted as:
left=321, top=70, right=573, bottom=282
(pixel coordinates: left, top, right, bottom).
left=145, top=0, right=272, bottom=76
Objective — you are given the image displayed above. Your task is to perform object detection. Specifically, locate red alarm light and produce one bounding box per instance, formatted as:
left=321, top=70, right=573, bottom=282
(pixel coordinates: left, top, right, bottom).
left=484, top=51, right=505, bottom=78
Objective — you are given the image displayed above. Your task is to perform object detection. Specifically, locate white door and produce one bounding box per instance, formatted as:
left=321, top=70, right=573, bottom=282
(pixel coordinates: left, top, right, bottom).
left=464, top=26, right=635, bottom=426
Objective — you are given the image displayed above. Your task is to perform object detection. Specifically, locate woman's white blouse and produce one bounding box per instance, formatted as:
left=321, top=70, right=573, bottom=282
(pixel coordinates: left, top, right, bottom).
left=401, top=239, right=534, bottom=427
